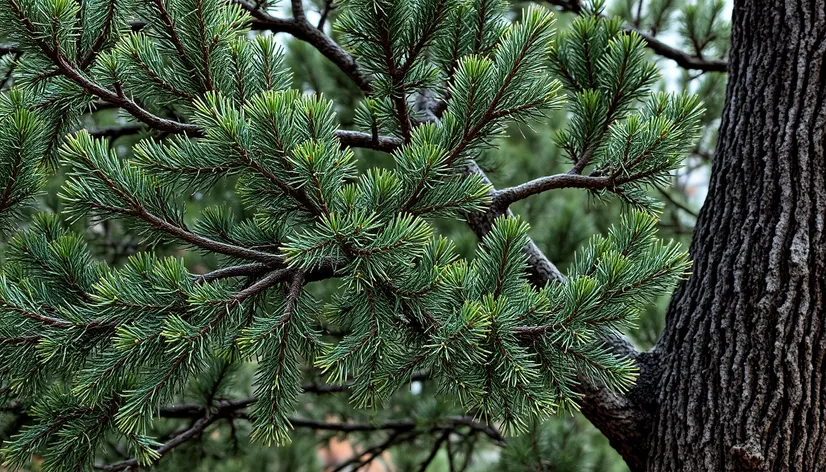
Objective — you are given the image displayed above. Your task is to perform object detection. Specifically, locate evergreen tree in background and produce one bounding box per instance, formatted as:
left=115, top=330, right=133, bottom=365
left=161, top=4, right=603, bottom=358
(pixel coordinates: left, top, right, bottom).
left=0, top=0, right=731, bottom=470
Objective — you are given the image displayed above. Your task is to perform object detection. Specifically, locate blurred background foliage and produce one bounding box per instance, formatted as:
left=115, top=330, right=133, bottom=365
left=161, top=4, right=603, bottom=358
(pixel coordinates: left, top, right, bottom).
left=0, top=0, right=729, bottom=470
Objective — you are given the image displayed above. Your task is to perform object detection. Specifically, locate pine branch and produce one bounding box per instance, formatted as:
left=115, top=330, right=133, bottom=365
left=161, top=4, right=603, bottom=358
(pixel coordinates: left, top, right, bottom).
left=192, top=0, right=215, bottom=91
left=149, top=0, right=200, bottom=81
left=0, top=1, right=699, bottom=464
left=5, top=0, right=199, bottom=135
left=234, top=0, right=371, bottom=92
left=67, top=150, right=283, bottom=262
left=321, top=133, right=567, bottom=282
left=77, top=0, right=117, bottom=70
left=543, top=0, right=728, bottom=72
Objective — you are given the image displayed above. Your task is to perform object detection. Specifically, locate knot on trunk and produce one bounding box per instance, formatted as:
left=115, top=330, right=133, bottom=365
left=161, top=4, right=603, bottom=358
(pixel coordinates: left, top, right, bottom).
left=730, top=440, right=768, bottom=471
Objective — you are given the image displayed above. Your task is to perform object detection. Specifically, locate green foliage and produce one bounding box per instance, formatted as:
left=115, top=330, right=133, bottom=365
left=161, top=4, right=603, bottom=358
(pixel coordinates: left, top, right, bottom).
left=0, top=0, right=707, bottom=470
left=498, top=417, right=626, bottom=472
left=550, top=1, right=703, bottom=210
left=0, top=90, right=48, bottom=231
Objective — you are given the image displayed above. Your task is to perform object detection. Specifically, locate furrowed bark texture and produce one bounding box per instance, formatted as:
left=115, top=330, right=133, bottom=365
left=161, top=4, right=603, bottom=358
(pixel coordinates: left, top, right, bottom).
left=647, top=1, right=826, bottom=470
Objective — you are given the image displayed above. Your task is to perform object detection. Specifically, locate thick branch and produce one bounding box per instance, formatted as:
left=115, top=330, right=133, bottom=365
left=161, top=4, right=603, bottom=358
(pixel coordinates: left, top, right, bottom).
left=577, top=337, right=663, bottom=471
left=493, top=168, right=658, bottom=209
left=232, top=268, right=296, bottom=302
left=336, top=129, right=403, bottom=152
left=494, top=172, right=616, bottom=207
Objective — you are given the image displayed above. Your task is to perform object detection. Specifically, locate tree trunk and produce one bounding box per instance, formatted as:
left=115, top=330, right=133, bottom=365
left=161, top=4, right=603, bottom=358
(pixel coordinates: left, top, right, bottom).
left=644, top=1, right=826, bottom=470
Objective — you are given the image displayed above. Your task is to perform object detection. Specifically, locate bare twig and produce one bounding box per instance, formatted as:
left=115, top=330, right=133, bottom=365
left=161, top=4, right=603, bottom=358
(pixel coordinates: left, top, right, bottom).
left=317, top=0, right=334, bottom=30
left=446, top=431, right=457, bottom=472
left=332, top=430, right=420, bottom=472
left=336, top=129, right=403, bottom=152
left=110, top=395, right=505, bottom=472
left=97, top=411, right=226, bottom=471
left=419, top=429, right=451, bottom=472
left=88, top=124, right=145, bottom=140
left=158, top=400, right=503, bottom=442
left=654, top=184, right=698, bottom=217
left=494, top=172, right=616, bottom=206
left=232, top=268, right=295, bottom=302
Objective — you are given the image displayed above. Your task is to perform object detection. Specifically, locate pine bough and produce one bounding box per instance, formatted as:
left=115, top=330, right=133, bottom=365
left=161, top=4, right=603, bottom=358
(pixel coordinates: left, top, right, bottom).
left=0, top=0, right=700, bottom=469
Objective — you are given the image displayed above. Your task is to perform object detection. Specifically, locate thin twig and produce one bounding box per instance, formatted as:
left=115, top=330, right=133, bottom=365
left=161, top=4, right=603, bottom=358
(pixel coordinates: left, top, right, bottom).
left=419, top=429, right=451, bottom=472
left=110, top=397, right=505, bottom=472
left=88, top=124, right=145, bottom=140
left=96, top=412, right=226, bottom=471
left=332, top=430, right=420, bottom=472
left=317, top=0, right=334, bottom=30
left=158, top=401, right=504, bottom=443
left=193, top=263, right=272, bottom=284
left=0, top=52, right=20, bottom=90
left=655, top=184, right=698, bottom=217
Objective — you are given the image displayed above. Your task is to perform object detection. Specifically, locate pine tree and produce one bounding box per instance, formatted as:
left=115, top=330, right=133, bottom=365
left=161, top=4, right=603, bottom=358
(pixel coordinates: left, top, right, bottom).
left=0, top=0, right=711, bottom=470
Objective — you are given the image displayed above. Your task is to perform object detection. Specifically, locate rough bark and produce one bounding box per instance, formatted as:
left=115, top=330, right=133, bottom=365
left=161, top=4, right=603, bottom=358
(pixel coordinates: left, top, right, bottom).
left=579, top=338, right=661, bottom=472
left=644, top=1, right=826, bottom=470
